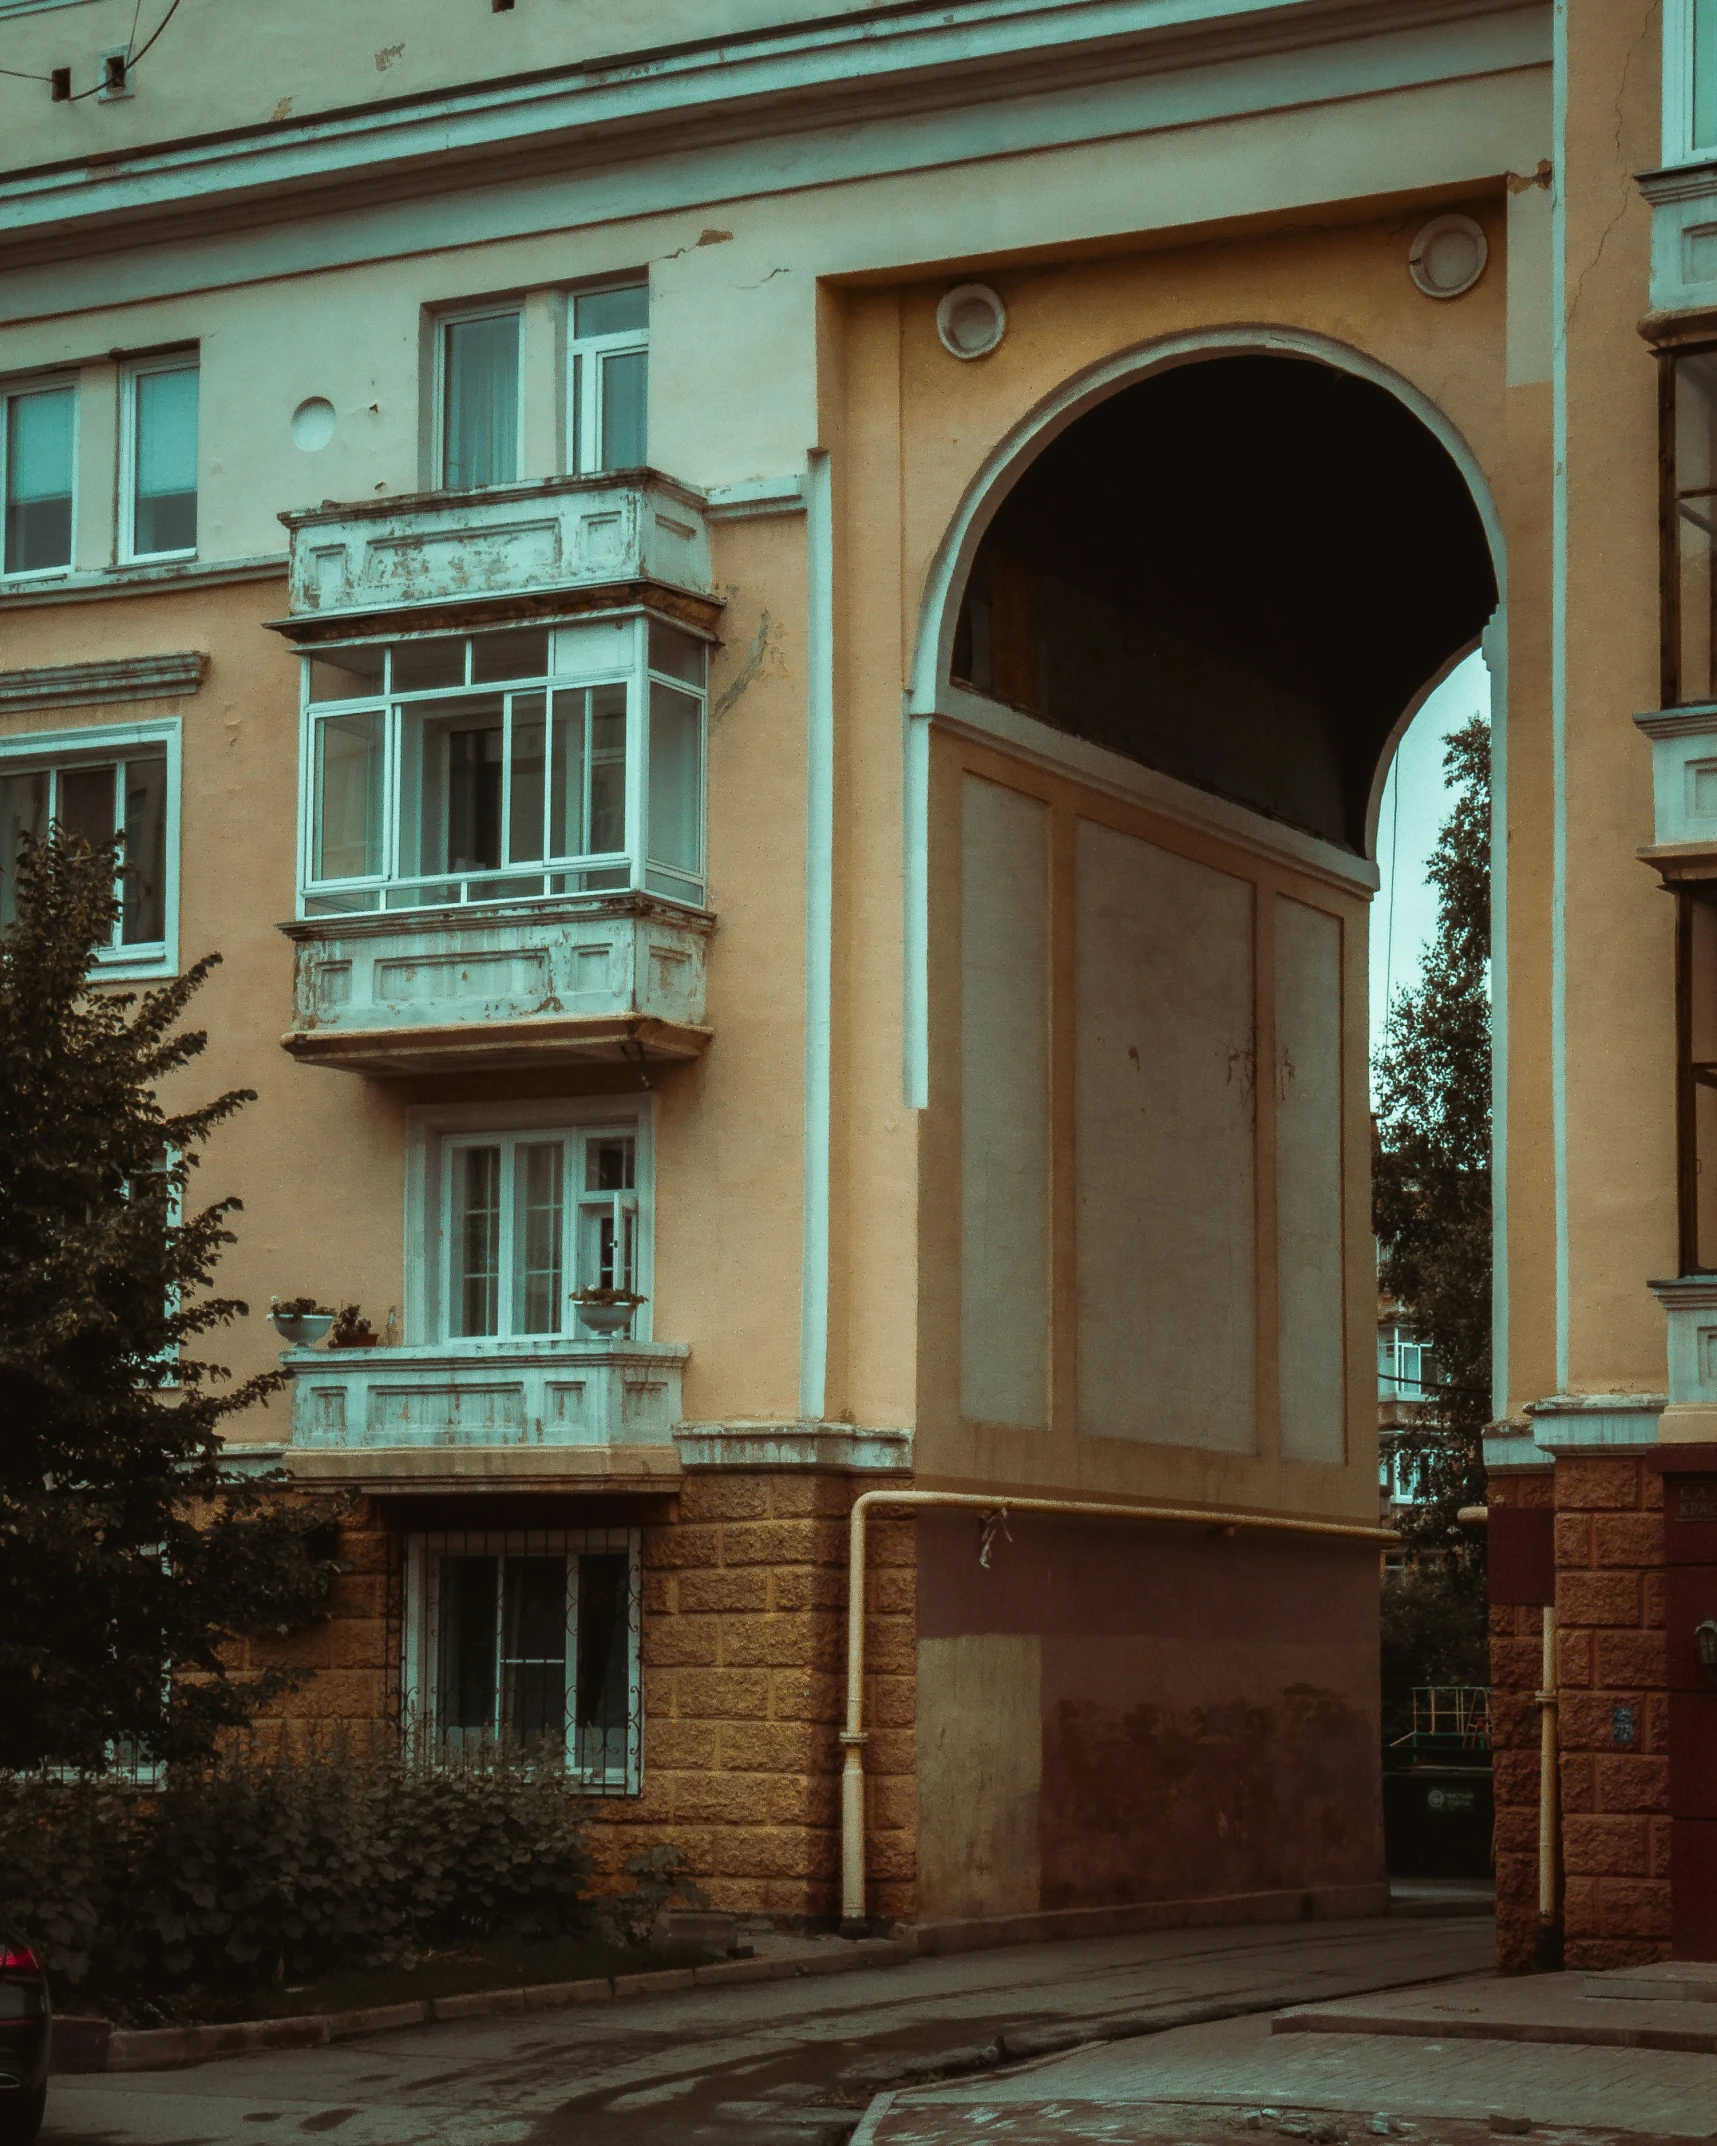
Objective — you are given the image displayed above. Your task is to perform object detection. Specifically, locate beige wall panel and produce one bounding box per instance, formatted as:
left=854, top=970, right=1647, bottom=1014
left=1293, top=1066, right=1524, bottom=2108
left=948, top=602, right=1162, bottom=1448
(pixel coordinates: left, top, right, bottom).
left=1075, top=819, right=1256, bottom=1451
left=915, top=1632, right=1042, bottom=1921
left=1275, top=895, right=1346, bottom=1465
left=960, top=775, right=1051, bottom=1430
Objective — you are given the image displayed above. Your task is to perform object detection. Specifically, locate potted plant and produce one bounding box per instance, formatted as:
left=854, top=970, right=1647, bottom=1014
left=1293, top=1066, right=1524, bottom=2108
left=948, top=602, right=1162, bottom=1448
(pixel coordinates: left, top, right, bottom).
left=327, top=1303, right=381, bottom=1349
left=270, top=1296, right=335, bottom=1348
left=570, top=1286, right=647, bottom=1337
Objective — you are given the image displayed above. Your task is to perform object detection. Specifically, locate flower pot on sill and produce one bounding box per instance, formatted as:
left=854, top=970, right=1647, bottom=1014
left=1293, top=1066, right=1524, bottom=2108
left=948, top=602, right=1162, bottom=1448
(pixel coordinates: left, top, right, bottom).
left=271, top=1310, right=334, bottom=1348
left=573, top=1298, right=643, bottom=1337
left=328, top=1331, right=380, bottom=1350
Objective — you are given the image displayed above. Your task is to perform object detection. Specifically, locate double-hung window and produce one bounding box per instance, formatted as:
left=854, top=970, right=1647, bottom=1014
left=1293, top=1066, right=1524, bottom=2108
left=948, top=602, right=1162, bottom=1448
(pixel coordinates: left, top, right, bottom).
left=2, top=380, right=75, bottom=577
left=433, top=1119, right=648, bottom=1343
left=440, top=308, right=521, bottom=490
left=569, top=282, right=647, bottom=473
left=0, top=723, right=176, bottom=969
left=123, top=357, right=198, bottom=561
left=301, top=615, right=707, bottom=914
left=403, top=1527, right=641, bottom=1789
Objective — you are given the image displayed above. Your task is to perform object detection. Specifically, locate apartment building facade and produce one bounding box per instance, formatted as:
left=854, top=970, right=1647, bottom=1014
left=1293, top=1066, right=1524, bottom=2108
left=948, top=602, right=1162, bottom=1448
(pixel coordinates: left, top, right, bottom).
left=1, top=0, right=1705, bottom=1955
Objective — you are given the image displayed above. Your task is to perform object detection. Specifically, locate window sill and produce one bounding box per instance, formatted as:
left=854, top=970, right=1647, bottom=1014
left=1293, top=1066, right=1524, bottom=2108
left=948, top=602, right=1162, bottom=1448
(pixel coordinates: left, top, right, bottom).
left=0, top=552, right=287, bottom=607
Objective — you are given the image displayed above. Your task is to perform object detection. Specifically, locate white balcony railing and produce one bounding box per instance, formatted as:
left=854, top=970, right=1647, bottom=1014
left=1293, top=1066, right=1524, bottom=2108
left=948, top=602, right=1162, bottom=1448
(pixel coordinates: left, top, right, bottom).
left=280, top=891, right=712, bottom=1075
left=285, top=1337, right=689, bottom=1450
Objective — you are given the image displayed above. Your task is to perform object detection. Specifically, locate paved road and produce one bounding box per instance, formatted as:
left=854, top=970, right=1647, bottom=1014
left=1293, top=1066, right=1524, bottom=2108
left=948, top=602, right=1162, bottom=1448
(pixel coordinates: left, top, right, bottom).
left=871, top=2005, right=1717, bottom=2143
left=43, top=1917, right=1491, bottom=2146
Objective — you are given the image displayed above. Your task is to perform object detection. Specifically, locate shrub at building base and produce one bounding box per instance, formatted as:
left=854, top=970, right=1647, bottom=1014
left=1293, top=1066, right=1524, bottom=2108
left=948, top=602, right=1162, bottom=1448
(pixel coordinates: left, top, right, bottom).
left=0, top=1746, right=597, bottom=2004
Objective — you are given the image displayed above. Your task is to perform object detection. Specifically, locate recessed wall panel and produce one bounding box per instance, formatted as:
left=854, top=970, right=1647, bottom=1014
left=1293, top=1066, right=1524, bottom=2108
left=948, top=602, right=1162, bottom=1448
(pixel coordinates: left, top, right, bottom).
left=1075, top=820, right=1255, bottom=1449
left=1275, top=894, right=1346, bottom=1464
left=960, top=775, right=1050, bottom=1428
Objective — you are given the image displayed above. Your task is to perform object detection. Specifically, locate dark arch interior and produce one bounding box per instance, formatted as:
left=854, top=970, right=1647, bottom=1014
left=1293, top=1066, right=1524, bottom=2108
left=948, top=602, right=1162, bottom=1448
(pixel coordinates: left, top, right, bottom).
left=950, top=354, right=1498, bottom=854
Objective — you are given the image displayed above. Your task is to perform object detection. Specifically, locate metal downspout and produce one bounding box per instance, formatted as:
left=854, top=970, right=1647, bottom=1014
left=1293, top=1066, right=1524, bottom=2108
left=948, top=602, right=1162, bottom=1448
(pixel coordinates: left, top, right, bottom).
left=1535, top=1604, right=1562, bottom=1969
left=839, top=1488, right=1400, bottom=1936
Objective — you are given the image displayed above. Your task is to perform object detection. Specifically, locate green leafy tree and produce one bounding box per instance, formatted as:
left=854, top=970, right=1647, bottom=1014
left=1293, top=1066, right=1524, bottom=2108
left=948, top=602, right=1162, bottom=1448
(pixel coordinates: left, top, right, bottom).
left=1373, top=716, right=1493, bottom=1555
left=0, top=829, right=334, bottom=1773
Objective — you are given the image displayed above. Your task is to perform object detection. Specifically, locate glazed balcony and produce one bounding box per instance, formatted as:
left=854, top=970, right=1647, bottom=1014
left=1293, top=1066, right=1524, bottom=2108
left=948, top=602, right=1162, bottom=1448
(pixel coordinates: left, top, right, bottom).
left=283, top=1337, right=689, bottom=1451
left=281, top=891, right=712, bottom=1075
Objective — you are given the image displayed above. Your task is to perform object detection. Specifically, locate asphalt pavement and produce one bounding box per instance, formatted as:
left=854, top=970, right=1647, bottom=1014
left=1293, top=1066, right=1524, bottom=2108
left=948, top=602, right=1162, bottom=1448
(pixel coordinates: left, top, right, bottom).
left=42, top=1916, right=1494, bottom=2145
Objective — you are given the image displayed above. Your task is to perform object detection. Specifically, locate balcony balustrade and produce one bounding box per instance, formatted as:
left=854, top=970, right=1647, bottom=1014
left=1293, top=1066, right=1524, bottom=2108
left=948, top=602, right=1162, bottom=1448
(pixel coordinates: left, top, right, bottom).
left=284, top=1336, right=689, bottom=1451
left=280, top=891, right=711, bottom=1074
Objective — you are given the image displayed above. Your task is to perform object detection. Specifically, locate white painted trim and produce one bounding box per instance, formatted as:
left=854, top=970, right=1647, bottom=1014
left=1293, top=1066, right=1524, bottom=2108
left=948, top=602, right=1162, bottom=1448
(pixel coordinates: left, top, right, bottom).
left=1550, top=0, right=1570, bottom=1393
left=900, top=322, right=1506, bottom=1106
left=902, top=692, right=931, bottom=1111
left=801, top=447, right=834, bottom=1422
left=1665, top=0, right=1699, bottom=167
left=0, top=712, right=181, bottom=978
left=1362, top=640, right=1483, bottom=860
left=402, top=1094, right=655, bottom=1349
left=1484, top=615, right=1509, bottom=1419
left=935, top=687, right=1380, bottom=894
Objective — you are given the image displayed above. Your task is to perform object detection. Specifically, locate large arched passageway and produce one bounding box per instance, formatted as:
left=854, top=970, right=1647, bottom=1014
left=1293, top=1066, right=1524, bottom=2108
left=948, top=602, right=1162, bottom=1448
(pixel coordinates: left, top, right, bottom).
left=948, top=351, right=1498, bottom=856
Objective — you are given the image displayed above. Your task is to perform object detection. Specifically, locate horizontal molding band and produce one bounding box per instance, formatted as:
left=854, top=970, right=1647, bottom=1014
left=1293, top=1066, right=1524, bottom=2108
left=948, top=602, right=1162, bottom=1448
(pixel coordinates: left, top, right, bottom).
left=0, top=650, right=205, bottom=713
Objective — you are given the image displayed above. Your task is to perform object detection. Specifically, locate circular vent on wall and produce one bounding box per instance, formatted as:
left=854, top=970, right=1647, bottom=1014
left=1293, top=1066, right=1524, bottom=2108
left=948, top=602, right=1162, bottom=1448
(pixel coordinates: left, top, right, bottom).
left=937, top=283, right=1008, bottom=360
left=1408, top=215, right=1488, bottom=300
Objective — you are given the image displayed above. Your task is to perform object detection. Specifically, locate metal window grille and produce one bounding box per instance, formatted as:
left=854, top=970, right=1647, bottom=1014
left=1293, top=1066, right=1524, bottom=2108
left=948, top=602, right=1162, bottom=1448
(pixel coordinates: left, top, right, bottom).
left=396, top=1527, right=642, bottom=1794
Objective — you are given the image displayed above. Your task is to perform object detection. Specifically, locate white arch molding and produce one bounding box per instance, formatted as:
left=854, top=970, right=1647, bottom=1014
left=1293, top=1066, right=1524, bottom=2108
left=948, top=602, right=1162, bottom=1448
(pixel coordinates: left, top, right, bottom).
left=900, top=320, right=1508, bottom=1113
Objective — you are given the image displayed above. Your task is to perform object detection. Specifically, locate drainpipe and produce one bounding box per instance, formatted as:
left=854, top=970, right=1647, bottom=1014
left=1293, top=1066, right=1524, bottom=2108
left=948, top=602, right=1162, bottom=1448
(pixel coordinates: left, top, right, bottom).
left=838, top=1487, right=1400, bottom=1937
left=1535, top=1604, right=1562, bottom=1970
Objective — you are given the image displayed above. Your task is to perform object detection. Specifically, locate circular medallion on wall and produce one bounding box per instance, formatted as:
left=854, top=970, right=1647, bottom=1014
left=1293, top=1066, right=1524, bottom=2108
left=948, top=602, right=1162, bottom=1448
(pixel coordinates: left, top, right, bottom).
left=291, top=396, right=338, bottom=452
left=1408, top=215, right=1488, bottom=300
left=936, top=283, right=1008, bottom=360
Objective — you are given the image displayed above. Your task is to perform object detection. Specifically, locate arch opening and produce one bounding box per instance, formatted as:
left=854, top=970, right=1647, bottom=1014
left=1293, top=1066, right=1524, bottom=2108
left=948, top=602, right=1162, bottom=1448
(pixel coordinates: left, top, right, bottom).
left=949, top=352, right=1498, bottom=854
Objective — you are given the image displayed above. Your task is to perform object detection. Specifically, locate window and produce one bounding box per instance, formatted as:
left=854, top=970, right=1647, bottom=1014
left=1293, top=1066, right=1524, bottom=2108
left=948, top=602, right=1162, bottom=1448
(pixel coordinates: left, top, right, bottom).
left=300, top=615, right=706, bottom=915
left=403, top=1527, right=641, bottom=1790
left=123, top=358, right=198, bottom=560
left=1675, top=881, right=1717, bottom=1273
left=569, top=282, right=647, bottom=473
left=2, top=381, right=75, bottom=576
left=0, top=722, right=176, bottom=969
left=1377, top=1325, right=1439, bottom=1402
left=436, top=1120, right=646, bottom=1342
left=440, top=309, right=521, bottom=490
left=1667, top=0, right=1717, bottom=163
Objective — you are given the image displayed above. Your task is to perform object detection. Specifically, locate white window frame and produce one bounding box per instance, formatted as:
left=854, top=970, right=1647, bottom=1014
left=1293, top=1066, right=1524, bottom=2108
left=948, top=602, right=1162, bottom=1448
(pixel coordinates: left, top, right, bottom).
left=296, top=614, right=709, bottom=917
left=1669, top=0, right=1714, bottom=167
left=434, top=302, right=525, bottom=492
left=401, top=1525, right=643, bottom=1793
left=404, top=1097, right=655, bottom=1347
left=0, top=717, right=181, bottom=978
left=567, top=281, right=648, bottom=475
left=120, top=353, right=199, bottom=565
left=0, top=373, right=78, bottom=583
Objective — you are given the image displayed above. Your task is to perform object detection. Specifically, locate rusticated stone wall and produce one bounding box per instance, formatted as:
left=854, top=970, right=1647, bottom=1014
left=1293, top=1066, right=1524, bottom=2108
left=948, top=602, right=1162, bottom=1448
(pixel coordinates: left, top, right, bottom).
left=240, top=1474, right=918, bottom=1929
left=1551, top=1454, right=1672, bottom=1969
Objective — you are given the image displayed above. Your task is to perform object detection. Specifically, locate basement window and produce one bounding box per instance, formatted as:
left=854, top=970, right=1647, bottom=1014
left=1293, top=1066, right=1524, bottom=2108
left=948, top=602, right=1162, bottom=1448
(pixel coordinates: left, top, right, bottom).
left=402, top=1528, right=642, bottom=1791
left=299, top=614, right=707, bottom=915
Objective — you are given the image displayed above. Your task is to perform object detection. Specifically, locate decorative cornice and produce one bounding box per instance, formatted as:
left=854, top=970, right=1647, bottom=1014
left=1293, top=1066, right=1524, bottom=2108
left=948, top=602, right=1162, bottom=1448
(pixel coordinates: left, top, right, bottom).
left=0, top=0, right=1548, bottom=257
left=673, top=1421, right=914, bottom=1471
left=0, top=650, right=205, bottom=714
left=1520, top=1392, right=1666, bottom=1457
left=706, top=475, right=808, bottom=522
left=1634, top=704, right=1717, bottom=740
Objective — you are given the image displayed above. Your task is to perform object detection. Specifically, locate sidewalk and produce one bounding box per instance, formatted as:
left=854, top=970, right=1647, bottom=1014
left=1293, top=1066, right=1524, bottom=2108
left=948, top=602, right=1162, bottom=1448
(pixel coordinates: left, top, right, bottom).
left=1273, top=1967, right=1717, bottom=2056
left=862, top=2005, right=1717, bottom=2144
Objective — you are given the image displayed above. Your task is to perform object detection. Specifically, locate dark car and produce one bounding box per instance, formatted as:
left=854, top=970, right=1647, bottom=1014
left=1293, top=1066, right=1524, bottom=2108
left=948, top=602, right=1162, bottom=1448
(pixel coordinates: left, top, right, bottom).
left=0, top=1937, right=48, bottom=2145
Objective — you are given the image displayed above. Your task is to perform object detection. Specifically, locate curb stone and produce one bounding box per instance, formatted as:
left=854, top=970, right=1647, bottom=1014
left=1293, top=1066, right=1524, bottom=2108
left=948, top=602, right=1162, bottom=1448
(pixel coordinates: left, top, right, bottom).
left=56, top=1937, right=916, bottom=2074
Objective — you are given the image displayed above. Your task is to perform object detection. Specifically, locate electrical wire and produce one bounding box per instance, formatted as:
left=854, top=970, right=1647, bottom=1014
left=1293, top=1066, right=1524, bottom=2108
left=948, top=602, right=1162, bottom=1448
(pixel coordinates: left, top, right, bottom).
left=1, top=0, right=182, bottom=98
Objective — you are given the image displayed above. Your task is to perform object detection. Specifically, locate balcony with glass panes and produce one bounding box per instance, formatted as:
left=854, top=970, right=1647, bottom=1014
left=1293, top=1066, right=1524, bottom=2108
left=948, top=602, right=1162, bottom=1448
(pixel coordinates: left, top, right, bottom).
left=281, top=614, right=714, bottom=1075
